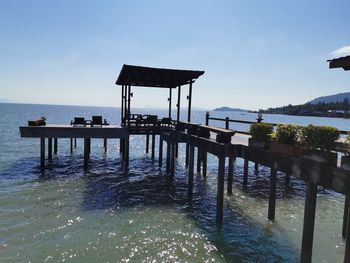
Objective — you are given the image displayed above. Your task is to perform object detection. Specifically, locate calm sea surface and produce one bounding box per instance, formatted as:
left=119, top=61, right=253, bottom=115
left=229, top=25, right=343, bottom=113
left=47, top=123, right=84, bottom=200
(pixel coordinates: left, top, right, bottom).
left=1, top=103, right=350, bottom=262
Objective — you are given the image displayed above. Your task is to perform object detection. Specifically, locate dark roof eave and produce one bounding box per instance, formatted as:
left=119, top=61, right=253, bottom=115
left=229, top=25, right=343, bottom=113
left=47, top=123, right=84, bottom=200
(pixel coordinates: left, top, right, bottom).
left=115, top=64, right=204, bottom=88
left=328, top=55, right=350, bottom=71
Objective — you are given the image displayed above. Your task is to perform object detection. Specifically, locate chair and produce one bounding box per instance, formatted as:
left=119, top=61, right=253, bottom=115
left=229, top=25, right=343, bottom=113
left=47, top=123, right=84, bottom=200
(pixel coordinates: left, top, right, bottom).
left=91, top=116, right=103, bottom=126
left=71, top=117, right=85, bottom=126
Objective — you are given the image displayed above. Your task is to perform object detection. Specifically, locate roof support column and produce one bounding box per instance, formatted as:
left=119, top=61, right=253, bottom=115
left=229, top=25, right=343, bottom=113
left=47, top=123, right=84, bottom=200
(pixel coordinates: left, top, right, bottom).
left=187, top=80, right=193, bottom=123
left=127, top=85, right=131, bottom=128
left=168, top=88, right=172, bottom=119
left=121, top=85, right=124, bottom=125
left=177, top=86, right=181, bottom=123
left=123, top=85, right=128, bottom=126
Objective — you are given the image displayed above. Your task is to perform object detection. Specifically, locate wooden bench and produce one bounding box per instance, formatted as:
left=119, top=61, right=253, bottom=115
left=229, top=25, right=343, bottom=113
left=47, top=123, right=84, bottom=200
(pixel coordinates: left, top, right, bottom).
left=198, top=125, right=236, bottom=143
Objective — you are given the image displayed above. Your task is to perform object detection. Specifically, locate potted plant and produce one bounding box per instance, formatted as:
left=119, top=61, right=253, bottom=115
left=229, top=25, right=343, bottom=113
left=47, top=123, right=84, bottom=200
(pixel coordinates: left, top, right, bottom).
left=249, top=123, right=274, bottom=149
left=270, top=124, right=303, bottom=156
left=300, top=125, right=340, bottom=165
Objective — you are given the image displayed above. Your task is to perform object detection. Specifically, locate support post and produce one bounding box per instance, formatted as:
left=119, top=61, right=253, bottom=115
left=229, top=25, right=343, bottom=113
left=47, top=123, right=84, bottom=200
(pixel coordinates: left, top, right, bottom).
left=127, top=85, right=131, bottom=129
left=227, top=157, right=234, bottom=194
left=70, top=138, right=73, bottom=154
left=187, top=80, right=193, bottom=123
left=146, top=134, right=149, bottom=154
left=168, top=88, right=172, bottom=119
left=120, top=138, right=125, bottom=155
left=54, top=138, right=57, bottom=154
left=158, top=135, right=163, bottom=167
left=188, top=144, right=195, bottom=197
left=170, top=140, right=175, bottom=176
left=202, top=151, right=208, bottom=179
left=254, top=162, right=259, bottom=174
left=48, top=138, right=52, bottom=161
left=121, top=85, right=124, bottom=124
left=124, top=136, right=129, bottom=168
left=225, top=117, right=229, bottom=129
left=268, top=167, right=277, bottom=221
left=243, top=158, right=249, bottom=186
left=197, top=147, right=201, bottom=173
left=151, top=133, right=155, bottom=159
left=40, top=137, right=45, bottom=169
left=166, top=142, right=171, bottom=173
left=185, top=143, right=189, bottom=167
left=84, top=138, right=89, bottom=168
left=205, top=112, right=209, bottom=126
left=176, top=86, right=181, bottom=123
left=344, top=201, right=350, bottom=263
left=300, top=183, right=317, bottom=263
left=216, top=157, right=225, bottom=225
left=285, top=173, right=291, bottom=186
left=74, top=138, right=77, bottom=148
left=104, top=138, right=107, bottom=154
left=342, top=195, right=350, bottom=238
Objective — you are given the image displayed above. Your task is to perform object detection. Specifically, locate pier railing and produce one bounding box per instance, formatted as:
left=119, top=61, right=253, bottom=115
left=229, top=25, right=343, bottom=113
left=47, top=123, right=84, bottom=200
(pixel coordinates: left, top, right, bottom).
left=205, top=112, right=349, bottom=135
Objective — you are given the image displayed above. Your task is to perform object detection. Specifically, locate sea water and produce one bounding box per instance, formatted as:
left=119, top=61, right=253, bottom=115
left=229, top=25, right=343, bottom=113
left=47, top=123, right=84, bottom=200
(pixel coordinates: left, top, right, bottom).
left=0, top=103, right=349, bottom=262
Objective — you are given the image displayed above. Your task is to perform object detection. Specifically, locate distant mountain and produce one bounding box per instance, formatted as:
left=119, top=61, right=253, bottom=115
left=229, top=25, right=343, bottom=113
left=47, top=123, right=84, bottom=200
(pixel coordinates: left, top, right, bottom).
left=309, top=92, right=350, bottom=104
left=213, top=106, right=248, bottom=112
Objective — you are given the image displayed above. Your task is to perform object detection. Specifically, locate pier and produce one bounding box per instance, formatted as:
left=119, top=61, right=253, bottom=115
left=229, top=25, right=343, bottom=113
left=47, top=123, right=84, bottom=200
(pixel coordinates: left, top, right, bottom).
left=19, top=64, right=350, bottom=262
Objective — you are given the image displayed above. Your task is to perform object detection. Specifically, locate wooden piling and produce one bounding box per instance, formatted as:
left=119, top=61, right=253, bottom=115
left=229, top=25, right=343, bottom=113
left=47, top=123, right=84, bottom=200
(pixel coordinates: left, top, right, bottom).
left=70, top=138, right=73, bottom=154
left=84, top=138, right=90, bottom=168
left=151, top=133, right=155, bottom=159
left=254, top=162, right=259, bottom=174
left=268, top=167, right=277, bottom=221
left=120, top=138, right=124, bottom=155
left=343, top=195, right=349, bottom=238
left=185, top=143, right=189, bottom=166
left=344, top=202, right=350, bottom=263
left=188, top=144, right=195, bottom=197
left=285, top=173, right=291, bottom=186
left=40, top=137, right=45, bottom=169
left=158, top=135, right=163, bottom=167
left=48, top=138, right=52, bottom=161
left=300, top=183, right=317, bottom=263
left=104, top=138, right=107, bottom=153
left=197, top=147, right=202, bottom=173
left=124, top=137, right=129, bottom=168
left=243, top=158, right=249, bottom=186
left=166, top=142, right=171, bottom=173
left=74, top=138, right=77, bottom=148
left=54, top=138, right=57, bottom=154
left=227, top=157, right=234, bottom=194
left=202, top=151, right=208, bottom=179
left=216, top=157, right=225, bottom=225
left=170, top=141, right=176, bottom=176
left=146, top=134, right=149, bottom=154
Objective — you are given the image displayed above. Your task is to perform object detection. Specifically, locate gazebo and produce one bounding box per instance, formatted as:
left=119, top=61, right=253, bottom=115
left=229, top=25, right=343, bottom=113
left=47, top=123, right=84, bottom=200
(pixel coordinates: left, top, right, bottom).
left=115, top=64, right=204, bottom=131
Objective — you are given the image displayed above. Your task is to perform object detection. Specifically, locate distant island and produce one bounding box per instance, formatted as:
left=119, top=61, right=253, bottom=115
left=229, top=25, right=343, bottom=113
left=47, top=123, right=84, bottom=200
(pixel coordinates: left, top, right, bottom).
left=213, top=106, right=249, bottom=112
left=261, top=92, right=350, bottom=118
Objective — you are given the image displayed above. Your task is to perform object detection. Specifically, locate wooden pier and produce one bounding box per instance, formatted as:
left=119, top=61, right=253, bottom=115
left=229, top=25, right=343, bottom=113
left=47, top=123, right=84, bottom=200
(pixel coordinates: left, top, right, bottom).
left=19, top=64, right=350, bottom=262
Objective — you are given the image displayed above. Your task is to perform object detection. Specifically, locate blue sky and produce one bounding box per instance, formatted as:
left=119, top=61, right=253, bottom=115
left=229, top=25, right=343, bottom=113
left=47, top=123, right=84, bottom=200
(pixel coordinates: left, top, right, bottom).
left=0, top=0, right=349, bottom=110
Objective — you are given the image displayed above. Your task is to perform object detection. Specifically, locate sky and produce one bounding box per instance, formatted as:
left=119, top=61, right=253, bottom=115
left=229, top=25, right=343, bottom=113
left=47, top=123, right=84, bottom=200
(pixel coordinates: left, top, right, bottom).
left=0, top=0, right=349, bottom=111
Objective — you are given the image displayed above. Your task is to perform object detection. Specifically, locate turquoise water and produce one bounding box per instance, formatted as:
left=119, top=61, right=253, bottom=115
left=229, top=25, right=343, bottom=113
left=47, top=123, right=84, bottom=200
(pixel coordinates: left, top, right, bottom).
left=0, top=103, right=349, bottom=262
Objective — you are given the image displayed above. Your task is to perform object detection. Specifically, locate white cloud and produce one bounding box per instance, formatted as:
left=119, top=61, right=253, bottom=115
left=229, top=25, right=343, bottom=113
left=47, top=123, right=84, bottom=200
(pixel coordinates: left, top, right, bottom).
left=330, top=46, right=350, bottom=57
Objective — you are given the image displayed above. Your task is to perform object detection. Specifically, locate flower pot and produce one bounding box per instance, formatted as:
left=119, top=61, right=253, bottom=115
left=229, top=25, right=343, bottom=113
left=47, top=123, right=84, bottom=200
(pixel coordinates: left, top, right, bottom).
left=341, top=156, right=350, bottom=171
left=270, top=142, right=304, bottom=157
left=303, top=149, right=338, bottom=166
left=249, top=138, right=268, bottom=149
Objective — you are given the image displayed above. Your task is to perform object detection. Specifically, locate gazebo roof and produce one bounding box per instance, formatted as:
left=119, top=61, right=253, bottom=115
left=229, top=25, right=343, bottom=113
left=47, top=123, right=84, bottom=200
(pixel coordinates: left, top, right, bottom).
left=328, top=55, right=350, bottom=71
left=115, top=64, right=205, bottom=88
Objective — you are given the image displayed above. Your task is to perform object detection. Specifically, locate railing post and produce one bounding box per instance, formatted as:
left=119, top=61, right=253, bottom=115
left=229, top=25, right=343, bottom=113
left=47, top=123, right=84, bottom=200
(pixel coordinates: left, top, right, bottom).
left=205, top=111, right=209, bottom=126
left=225, top=117, right=229, bottom=129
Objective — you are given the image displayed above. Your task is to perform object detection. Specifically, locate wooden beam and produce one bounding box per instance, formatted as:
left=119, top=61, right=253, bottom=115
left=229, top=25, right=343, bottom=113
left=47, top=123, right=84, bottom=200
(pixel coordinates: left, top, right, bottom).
left=48, top=138, right=52, bottom=160
left=177, top=86, right=181, bottom=122
left=168, top=88, right=172, bottom=118
left=188, top=144, right=195, bottom=197
left=187, top=80, right=193, bottom=123
left=243, top=158, right=249, bottom=186
left=121, top=85, right=124, bottom=124
left=159, top=135, right=163, bottom=167
left=146, top=134, right=149, bottom=154
left=152, top=133, right=155, bottom=159
left=54, top=138, right=57, bottom=154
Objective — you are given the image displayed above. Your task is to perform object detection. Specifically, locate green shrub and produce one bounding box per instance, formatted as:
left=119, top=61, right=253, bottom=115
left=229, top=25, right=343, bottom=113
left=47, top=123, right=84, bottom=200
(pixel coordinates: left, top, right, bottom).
left=300, top=125, right=340, bottom=151
left=249, top=123, right=274, bottom=141
left=275, top=124, right=301, bottom=145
